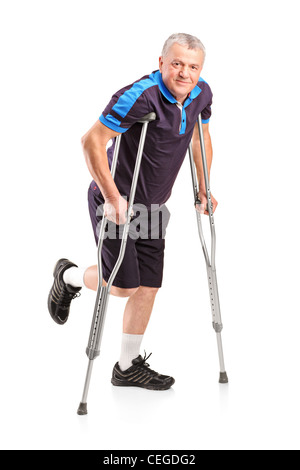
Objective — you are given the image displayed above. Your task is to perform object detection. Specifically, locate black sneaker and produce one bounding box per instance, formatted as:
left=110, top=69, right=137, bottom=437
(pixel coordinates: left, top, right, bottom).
left=47, top=258, right=81, bottom=325
left=111, top=352, right=175, bottom=390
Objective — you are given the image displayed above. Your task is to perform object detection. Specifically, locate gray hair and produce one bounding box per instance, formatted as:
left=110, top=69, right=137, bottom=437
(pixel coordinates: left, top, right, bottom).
left=161, top=33, right=206, bottom=62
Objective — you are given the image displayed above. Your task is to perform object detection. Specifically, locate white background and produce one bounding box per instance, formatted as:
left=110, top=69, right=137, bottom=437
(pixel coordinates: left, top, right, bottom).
left=1, top=0, right=300, bottom=451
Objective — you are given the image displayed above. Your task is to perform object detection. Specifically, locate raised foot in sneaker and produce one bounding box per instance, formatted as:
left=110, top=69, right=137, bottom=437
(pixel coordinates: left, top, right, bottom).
left=111, top=352, right=175, bottom=390
left=47, top=258, right=81, bottom=325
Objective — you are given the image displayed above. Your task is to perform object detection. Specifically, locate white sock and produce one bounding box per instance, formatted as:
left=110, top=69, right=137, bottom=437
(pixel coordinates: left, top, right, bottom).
left=63, top=266, right=86, bottom=288
left=119, top=333, right=144, bottom=371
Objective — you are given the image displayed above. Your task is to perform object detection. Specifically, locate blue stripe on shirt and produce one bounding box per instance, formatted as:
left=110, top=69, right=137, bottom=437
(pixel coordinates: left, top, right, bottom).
left=112, top=77, right=156, bottom=118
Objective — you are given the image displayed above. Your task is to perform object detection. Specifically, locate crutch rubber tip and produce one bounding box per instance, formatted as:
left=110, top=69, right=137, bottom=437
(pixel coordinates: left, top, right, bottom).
left=77, top=402, right=88, bottom=415
left=219, top=372, right=229, bottom=384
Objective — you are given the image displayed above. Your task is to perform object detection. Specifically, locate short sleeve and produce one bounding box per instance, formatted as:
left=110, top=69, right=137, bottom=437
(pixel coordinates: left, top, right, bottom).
left=201, top=92, right=213, bottom=124
left=100, top=78, right=154, bottom=133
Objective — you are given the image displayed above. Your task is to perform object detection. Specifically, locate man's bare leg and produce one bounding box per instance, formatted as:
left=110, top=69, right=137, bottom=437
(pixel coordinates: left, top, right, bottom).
left=84, top=265, right=159, bottom=369
left=84, top=266, right=159, bottom=334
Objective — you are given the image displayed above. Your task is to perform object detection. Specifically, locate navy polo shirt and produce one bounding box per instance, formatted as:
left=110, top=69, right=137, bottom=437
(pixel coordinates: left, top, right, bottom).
left=96, top=70, right=212, bottom=208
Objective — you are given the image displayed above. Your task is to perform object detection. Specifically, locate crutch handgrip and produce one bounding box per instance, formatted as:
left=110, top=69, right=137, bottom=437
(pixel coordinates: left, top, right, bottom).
left=195, top=198, right=209, bottom=212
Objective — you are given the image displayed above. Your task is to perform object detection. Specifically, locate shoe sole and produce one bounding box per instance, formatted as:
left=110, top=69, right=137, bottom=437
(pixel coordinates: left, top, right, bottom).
left=47, top=290, right=66, bottom=325
left=111, top=377, right=175, bottom=391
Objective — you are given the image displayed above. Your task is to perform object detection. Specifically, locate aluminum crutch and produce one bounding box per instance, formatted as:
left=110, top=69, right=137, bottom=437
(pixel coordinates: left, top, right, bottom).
left=77, top=112, right=156, bottom=415
left=188, top=115, right=228, bottom=384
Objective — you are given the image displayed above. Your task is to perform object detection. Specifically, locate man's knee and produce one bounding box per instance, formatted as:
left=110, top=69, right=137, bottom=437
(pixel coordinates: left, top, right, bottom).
left=109, top=285, right=160, bottom=298
left=110, top=286, right=139, bottom=298
left=138, top=286, right=160, bottom=298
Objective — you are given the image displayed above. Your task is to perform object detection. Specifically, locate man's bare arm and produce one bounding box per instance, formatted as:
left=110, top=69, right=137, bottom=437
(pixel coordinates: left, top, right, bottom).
left=192, top=122, right=218, bottom=214
left=81, top=120, right=120, bottom=201
left=81, top=121, right=128, bottom=224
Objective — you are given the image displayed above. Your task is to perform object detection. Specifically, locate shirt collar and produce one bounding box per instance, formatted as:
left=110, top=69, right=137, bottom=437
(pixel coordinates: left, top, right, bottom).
left=152, top=70, right=202, bottom=106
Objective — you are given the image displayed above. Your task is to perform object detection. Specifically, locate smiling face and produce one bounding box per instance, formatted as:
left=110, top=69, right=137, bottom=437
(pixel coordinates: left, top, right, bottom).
left=159, top=43, right=204, bottom=104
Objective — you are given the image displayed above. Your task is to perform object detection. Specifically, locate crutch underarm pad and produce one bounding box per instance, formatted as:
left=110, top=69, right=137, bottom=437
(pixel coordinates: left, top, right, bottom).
left=138, top=113, right=156, bottom=123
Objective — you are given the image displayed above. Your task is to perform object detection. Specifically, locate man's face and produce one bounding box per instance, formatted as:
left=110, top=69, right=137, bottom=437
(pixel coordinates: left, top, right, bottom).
left=159, top=43, right=204, bottom=104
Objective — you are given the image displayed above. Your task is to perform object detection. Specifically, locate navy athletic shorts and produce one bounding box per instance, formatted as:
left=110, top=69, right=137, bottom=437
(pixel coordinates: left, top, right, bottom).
left=88, top=182, right=171, bottom=289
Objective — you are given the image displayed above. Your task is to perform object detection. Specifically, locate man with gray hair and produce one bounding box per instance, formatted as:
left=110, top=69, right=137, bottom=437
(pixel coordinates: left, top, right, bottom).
left=48, top=33, right=217, bottom=390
